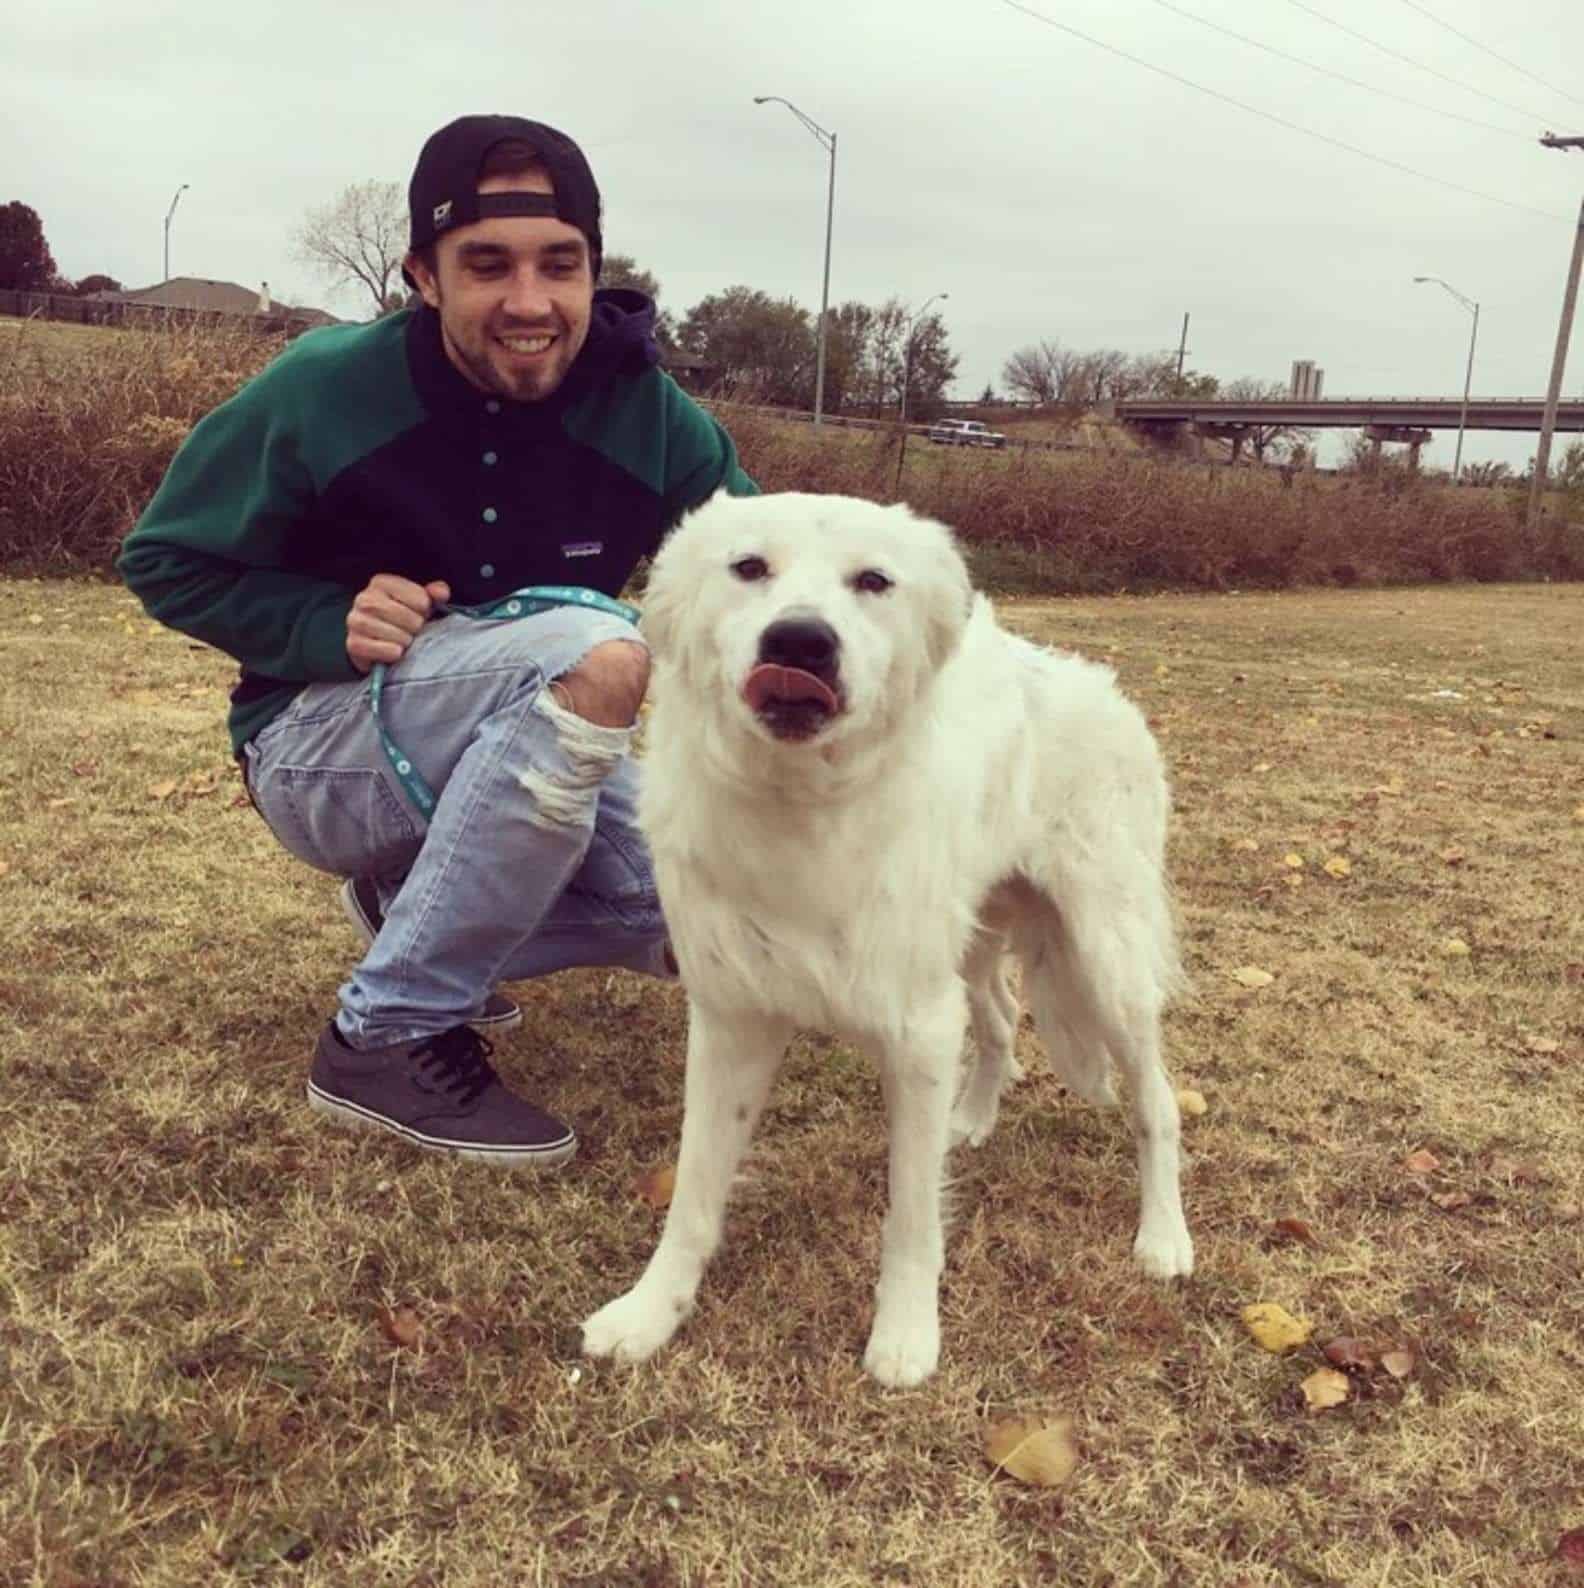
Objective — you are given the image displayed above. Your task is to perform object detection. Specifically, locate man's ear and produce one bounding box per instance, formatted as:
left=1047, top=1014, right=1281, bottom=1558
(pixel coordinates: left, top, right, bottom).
left=404, top=250, right=441, bottom=310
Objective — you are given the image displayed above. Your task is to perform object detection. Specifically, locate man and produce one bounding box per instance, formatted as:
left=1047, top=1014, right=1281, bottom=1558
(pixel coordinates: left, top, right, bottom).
left=119, top=115, right=756, bottom=1168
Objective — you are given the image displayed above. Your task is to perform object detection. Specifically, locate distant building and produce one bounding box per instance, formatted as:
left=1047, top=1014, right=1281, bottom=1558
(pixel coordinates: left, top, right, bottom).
left=1289, top=360, right=1325, bottom=400
left=115, top=277, right=338, bottom=329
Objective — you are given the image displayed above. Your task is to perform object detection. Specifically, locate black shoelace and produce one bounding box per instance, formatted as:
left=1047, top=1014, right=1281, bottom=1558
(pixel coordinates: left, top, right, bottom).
left=411, top=1027, right=498, bottom=1107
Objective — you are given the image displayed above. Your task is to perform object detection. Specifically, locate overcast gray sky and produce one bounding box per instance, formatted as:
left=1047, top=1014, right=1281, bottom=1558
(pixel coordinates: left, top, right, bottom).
left=7, top=0, right=1582, bottom=469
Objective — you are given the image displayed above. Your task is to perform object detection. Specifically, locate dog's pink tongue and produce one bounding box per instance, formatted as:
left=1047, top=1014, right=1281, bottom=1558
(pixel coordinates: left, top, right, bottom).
left=743, top=663, right=839, bottom=712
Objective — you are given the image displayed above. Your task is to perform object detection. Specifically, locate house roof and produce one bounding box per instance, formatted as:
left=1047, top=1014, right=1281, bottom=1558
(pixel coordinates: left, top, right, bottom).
left=118, top=277, right=336, bottom=324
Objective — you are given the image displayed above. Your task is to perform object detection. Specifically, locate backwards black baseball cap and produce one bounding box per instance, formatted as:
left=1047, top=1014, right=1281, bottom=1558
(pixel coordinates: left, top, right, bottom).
left=404, top=115, right=603, bottom=285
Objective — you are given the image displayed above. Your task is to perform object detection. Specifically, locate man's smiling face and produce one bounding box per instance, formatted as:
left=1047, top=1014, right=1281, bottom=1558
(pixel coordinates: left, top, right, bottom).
left=406, top=169, right=594, bottom=403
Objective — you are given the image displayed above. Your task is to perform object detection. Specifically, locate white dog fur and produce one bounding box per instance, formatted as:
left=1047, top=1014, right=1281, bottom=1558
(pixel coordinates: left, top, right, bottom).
left=582, top=492, right=1193, bottom=1386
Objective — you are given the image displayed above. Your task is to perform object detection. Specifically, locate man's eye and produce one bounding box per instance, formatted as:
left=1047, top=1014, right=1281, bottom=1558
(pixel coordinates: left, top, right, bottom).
left=730, top=556, right=770, bottom=581
left=854, top=569, right=892, bottom=594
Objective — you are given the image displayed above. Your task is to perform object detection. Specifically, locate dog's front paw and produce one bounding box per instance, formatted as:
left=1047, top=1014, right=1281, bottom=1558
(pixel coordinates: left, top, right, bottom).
left=1132, top=1217, right=1194, bottom=1280
left=863, top=1312, right=941, bottom=1387
left=582, top=1285, right=690, bottom=1363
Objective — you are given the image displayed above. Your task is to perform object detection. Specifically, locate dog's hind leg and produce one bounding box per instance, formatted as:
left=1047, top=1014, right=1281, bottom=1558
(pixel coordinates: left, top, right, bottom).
left=951, top=931, right=1021, bottom=1148
left=1023, top=887, right=1192, bottom=1280
left=582, top=1002, right=792, bottom=1365
left=1016, top=922, right=1119, bottom=1109
left=865, top=987, right=967, bottom=1387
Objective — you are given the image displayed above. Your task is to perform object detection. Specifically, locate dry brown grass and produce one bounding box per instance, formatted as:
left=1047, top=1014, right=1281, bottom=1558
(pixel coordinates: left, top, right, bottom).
left=4, top=576, right=1583, bottom=1586
left=0, top=314, right=282, bottom=573
left=721, top=409, right=1584, bottom=595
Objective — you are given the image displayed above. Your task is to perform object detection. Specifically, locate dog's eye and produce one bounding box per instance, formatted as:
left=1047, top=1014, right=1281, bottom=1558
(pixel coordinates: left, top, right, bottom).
left=730, top=555, right=770, bottom=582
left=853, top=569, right=893, bottom=595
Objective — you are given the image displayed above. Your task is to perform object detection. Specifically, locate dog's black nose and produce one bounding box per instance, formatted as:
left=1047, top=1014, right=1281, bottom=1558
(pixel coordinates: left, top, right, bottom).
left=758, top=615, right=840, bottom=675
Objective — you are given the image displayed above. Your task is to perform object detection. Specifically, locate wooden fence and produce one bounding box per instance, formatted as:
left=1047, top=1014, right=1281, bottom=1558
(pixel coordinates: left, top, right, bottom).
left=0, top=288, right=321, bottom=340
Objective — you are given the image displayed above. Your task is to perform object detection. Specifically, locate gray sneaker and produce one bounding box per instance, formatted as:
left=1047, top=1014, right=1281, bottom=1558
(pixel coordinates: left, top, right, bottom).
left=308, top=1021, right=576, bottom=1167
left=337, top=876, right=523, bottom=1031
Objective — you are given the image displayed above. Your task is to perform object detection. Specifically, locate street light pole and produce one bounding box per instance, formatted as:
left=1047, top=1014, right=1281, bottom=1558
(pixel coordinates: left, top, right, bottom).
left=754, top=97, right=836, bottom=426
left=163, top=184, right=189, bottom=284
left=1413, top=276, right=1479, bottom=482
left=1528, top=132, right=1584, bottom=531
left=895, top=292, right=949, bottom=494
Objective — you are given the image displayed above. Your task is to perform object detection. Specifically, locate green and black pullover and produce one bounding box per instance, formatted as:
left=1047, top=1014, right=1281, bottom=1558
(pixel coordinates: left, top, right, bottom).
left=118, top=290, right=757, bottom=754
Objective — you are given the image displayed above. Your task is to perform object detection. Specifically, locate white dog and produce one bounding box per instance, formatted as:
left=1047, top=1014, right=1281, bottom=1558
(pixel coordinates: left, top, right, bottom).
left=582, top=492, right=1192, bottom=1386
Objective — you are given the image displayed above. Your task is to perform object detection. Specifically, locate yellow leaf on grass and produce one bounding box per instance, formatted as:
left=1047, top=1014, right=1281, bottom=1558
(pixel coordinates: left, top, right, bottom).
left=1231, top=838, right=1261, bottom=852
left=631, top=1162, right=676, bottom=1210
left=1322, top=856, right=1352, bottom=878
left=1242, top=1303, right=1313, bottom=1353
left=1282, top=853, right=1306, bottom=870
left=1572, top=804, right=1584, bottom=825
left=148, top=779, right=178, bottom=801
left=1380, top=1348, right=1416, bottom=1379
left=984, top=1416, right=1079, bottom=1488
left=1176, top=1088, right=1208, bottom=1118
left=378, top=1305, right=423, bottom=1348
left=1301, top=1367, right=1351, bottom=1412
left=1440, top=938, right=1471, bottom=958
left=1230, top=966, right=1275, bottom=988
left=1403, top=1148, right=1441, bottom=1175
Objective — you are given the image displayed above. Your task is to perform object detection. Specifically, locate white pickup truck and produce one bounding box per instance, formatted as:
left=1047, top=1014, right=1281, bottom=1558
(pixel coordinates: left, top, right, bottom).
left=927, top=418, right=1008, bottom=449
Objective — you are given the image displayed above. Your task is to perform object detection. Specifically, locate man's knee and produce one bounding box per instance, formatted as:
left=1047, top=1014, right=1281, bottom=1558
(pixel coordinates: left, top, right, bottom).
left=548, top=639, right=650, bottom=727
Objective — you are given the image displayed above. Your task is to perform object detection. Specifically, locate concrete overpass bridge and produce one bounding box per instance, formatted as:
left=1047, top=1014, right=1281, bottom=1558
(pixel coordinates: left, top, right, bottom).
left=1116, top=396, right=1584, bottom=467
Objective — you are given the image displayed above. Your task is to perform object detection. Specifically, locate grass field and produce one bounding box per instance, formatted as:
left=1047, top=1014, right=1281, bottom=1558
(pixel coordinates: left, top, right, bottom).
left=3, top=576, right=1582, bottom=1586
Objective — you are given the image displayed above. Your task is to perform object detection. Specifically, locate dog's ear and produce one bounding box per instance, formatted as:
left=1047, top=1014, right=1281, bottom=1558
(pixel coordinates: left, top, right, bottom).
left=920, top=526, right=975, bottom=672
left=638, top=535, right=684, bottom=662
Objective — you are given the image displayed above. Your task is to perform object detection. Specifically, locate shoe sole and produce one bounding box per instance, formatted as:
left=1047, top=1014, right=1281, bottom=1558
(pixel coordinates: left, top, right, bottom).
left=307, top=1081, right=577, bottom=1167
left=337, top=879, right=523, bottom=1031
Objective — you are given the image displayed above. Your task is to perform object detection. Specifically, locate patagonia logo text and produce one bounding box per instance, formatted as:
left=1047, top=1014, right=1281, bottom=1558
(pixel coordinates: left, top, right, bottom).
left=562, top=541, right=603, bottom=559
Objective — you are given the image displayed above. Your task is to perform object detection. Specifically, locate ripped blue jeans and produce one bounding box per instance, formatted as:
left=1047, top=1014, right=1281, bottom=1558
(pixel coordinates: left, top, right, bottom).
left=242, top=606, right=670, bottom=1048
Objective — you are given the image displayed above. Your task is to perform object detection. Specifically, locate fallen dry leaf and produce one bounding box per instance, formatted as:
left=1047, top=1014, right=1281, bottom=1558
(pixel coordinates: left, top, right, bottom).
left=1242, top=1303, right=1313, bottom=1353
left=1431, top=1190, right=1472, bottom=1211
left=1301, top=1367, right=1351, bottom=1412
left=1526, top=1036, right=1562, bottom=1056
left=378, top=1305, right=423, bottom=1348
left=1282, top=852, right=1306, bottom=870
left=1403, top=1148, right=1441, bottom=1175
left=1231, top=837, right=1261, bottom=852
left=631, top=1162, right=677, bottom=1210
left=1230, top=966, right=1275, bottom=989
left=1440, top=938, right=1471, bottom=958
left=1176, top=1088, right=1208, bottom=1118
left=0, top=860, right=11, bottom=880
left=1322, top=856, right=1352, bottom=878
left=984, top=1416, right=1079, bottom=1489
left=148, top=779, right=178, bottom=801
left=1272, top=1217, right=1319, bottom=1246
left=1323, top=1337, right=1376, bottom=1371
left=1440, top=847, right=1467, bottom=866
left=1380, top=1349, right=1416, bottom=1379
left=1558, top=1527, right=1584, bottom=1565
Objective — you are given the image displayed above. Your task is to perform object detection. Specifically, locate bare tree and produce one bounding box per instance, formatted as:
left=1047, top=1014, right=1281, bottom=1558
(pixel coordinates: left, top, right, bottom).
left=1001, top=338, right=1087, bottom=405
left=1221, top=377, right=1314, bottom=462
left=294, top=181, right=408, bottom=318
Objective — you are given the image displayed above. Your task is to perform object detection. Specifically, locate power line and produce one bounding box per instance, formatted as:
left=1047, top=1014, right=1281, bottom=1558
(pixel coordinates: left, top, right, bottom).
left=1148, top=0, right=1533, bottom=143
left=1395, top=0, right=1584, bottom=116
left=996, top=0, right=1567, bottom=223
left=1282, top=0, right=1565, bottom=126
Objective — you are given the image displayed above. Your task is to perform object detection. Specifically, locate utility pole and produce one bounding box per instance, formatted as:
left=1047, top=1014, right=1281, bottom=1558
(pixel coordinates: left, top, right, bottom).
left=1174, top=312, right=1190, bottom=391
left=1528, top=134, right=1584, bottom=532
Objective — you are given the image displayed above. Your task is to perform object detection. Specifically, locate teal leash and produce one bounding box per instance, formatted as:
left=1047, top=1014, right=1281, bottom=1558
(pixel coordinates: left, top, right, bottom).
left=370, top=584, right=640, bottom=820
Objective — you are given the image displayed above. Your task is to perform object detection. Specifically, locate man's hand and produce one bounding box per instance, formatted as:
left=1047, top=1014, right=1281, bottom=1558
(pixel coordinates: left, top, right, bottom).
left=346, top=574, right=451, bottom=674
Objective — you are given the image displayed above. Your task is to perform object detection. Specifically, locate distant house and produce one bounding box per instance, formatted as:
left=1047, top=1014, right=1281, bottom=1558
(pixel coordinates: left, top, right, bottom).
left=662, top=351, right=722, bottom=395
left=115, top=277, right=338, bottom=330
